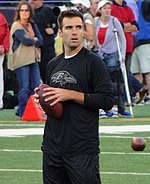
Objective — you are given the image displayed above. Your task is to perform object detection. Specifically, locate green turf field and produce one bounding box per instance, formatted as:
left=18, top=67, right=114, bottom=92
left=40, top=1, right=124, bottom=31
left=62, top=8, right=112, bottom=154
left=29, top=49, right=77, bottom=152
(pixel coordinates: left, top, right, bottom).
left=0, top=104, right=150, bottom=184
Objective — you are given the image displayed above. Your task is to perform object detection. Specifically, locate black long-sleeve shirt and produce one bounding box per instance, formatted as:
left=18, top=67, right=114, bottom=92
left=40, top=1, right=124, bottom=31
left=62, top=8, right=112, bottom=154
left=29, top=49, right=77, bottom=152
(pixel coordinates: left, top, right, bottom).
left=33, top=5, right=58, bottom=60
left=42, top=47, right=114, bottom=156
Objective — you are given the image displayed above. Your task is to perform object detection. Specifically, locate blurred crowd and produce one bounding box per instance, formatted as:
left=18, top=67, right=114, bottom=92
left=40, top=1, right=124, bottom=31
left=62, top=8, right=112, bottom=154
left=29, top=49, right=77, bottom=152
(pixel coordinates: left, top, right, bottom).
left=0, top=0, right=150, bottom=118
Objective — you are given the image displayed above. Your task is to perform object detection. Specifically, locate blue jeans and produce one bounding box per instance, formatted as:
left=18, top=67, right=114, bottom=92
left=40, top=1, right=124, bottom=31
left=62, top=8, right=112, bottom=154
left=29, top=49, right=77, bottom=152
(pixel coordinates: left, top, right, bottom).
left=102, top=52, right=125, bottom=112
left=102, top=52, right=120, bottom=72
left=129, top=72, right=144, bottom=96
left=15, top=62, right=41, bottom=117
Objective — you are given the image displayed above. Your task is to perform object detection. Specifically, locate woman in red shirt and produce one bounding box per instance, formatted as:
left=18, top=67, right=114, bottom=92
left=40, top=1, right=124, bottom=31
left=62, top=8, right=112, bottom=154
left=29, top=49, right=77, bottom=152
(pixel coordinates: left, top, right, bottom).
left=95, top=0, right=129, bottom=117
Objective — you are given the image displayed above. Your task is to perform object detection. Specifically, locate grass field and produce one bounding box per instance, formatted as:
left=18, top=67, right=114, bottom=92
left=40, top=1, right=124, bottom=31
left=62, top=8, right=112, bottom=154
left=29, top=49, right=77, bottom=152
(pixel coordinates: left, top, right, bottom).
left=0, top=104, right=150, bottom=184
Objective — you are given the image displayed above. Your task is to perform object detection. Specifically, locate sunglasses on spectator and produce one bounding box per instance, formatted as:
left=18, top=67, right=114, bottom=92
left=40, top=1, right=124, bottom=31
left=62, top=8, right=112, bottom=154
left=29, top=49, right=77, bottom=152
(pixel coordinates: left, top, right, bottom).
left=19, top=9, right=29, bottom=12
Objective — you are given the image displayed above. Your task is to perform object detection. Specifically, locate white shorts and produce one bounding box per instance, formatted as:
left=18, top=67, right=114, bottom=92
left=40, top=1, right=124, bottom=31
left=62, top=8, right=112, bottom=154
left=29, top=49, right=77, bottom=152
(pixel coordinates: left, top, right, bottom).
left=131, top=44, right=150, bottom=74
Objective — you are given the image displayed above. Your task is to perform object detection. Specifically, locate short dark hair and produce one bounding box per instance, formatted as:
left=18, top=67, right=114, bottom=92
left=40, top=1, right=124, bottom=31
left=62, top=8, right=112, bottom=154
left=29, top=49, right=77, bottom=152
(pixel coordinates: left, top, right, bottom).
left=57, top=9, right=84, bottom=30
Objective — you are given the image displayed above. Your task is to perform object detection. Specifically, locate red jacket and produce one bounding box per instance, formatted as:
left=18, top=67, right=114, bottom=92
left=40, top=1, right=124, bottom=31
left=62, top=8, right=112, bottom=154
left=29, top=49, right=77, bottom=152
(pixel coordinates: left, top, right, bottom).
left=0, top=13, right=10, bottom=55
left=111, top=2, right=136, bottom=53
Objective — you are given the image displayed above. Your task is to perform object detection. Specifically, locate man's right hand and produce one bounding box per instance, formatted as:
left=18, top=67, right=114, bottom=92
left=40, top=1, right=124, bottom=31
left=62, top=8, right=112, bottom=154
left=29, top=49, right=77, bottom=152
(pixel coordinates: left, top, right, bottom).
left=33, top=87, right=42, bottom=109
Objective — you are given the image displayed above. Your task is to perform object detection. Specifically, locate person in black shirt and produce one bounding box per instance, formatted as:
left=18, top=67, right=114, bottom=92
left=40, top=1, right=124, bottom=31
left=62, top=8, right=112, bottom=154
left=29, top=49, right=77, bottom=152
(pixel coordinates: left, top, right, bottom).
left=34, top=9, right=114, bottom=184
left=29, top=0, right=58, bottom=83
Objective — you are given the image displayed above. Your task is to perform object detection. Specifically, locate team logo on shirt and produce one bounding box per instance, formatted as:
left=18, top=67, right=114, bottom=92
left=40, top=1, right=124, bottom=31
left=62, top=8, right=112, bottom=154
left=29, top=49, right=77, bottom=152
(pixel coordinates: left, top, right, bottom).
left=51, top=71, right=77, bottom=86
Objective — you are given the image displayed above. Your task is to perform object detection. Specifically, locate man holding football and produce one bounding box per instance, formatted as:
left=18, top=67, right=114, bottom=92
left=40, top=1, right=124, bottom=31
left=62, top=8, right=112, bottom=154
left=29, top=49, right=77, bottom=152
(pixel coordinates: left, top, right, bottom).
left=34, top=9, right=114, bottom=184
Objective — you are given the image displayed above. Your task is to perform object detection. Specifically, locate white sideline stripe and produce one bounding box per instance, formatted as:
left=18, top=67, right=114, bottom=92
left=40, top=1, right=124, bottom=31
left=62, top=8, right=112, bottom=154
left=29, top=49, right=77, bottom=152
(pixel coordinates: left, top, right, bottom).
left=0, top=169, right=42, bottom=172
left=0, top=124, right=44, bottom=127
left=99, top=125, right=150, bottom=134
left=0, top=128, right=44, bottom=137
left=0, top=149, right=41, bottom=152
left=101, top=172, right=150, bottom=176
left=100, top=135, right=150, bottom=139
left=101, top=152, right=150, bottom=155
left=0, top=149, right=150, bottom=155
left=0, top=169, right=150, bottom=176
left=0, top=125, right=150, bottom=137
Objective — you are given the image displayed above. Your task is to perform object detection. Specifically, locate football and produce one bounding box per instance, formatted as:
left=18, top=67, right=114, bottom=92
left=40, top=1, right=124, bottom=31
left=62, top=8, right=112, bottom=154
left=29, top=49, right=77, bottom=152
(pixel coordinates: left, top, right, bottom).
left=37, top=84, right=63, bottom=118
left=131, top=137, right=146, bottom=151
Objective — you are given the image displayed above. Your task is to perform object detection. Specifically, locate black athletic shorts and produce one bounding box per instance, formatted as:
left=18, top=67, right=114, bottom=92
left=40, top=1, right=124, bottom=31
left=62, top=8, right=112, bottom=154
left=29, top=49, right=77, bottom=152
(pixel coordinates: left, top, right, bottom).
left=43, top=152, right=101, bottom=184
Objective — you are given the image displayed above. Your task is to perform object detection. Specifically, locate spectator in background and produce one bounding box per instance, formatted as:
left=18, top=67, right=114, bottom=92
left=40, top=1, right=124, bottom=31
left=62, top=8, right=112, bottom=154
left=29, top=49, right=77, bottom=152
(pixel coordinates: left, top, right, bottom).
left=95, top=0, right=127, bottom=117
left=111, top=0, right=148, bottom=106
left=111, top=0, right=138, bottom=72
left=71, top=0, right=96, bottom=51
left=29, top=0, right=58, bottom=83
left=8, top=1, right=43, bottom=117
left=0, top=13, right=10, bottom=110
left=125, top=0, right=139, bottom=21
left=125, top=0, right=139, bottom=45
left=53, top=6, right=61, bottom=18
left=131, top=0, right=150, bottom=104
left=89, top=0, right=100, bottom=17
left=125, top=0, right=143, bottom=103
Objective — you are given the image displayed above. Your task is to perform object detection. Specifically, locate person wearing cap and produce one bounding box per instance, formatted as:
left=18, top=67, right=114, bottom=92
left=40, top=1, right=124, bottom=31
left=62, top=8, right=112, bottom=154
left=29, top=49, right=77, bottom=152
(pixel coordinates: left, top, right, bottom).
left=71, top=0, right=96, bottom=51
left=95, top=0, right=129, bottom=117
left=71, top=0, right=91, bottom=9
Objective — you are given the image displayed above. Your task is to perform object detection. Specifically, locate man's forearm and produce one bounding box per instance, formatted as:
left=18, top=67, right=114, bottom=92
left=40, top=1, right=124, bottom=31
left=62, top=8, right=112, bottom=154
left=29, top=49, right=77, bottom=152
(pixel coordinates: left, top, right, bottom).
left=69, top=90, right=84, bottom=105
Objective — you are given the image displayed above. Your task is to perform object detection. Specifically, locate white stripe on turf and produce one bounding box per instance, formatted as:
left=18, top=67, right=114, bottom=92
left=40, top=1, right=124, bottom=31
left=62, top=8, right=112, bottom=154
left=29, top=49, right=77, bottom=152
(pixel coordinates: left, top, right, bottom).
left=0, top=124, right=44, bottom=127
left=100, top=135, right=150, bottom=139
left=99, top=125, right=150, bottom=133
left=0, top=125, right=150, bottom=137
left=0, top=169, right=150, bottom=176
left=0, top=169, right=42, bottom=172
left=0, top=128, right=44, bottom=137
left=101, top=172, right=150, bottom=176
left=0, top=149, right=150, bottom=155
left=0, top=149, right=41, bottom=152
left=101, top=152, right=150, bottom=155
